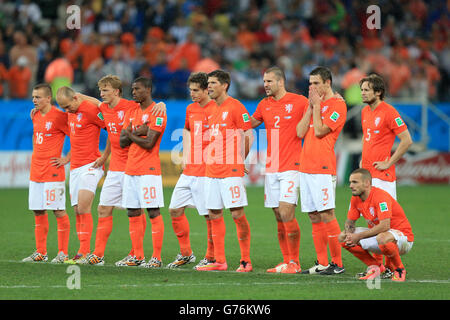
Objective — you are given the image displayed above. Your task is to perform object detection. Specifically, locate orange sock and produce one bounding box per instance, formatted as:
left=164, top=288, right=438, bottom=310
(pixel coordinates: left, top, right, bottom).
left=35, top=214, right=49, bottom=255
left=284, top=218, right=300, bottom=266
left=312, top=222, right=328, bottom=266
left=128, top=213, right=147, bottom=256
left=233, top=214, right=251, bottom=263
left=78, top=213, right=93, bottom=255
left=150, top=215, right=164, bottom=260
left=325, top=219, right=343, bottom=267
left=277, top=221, right=290, bottom=263
left=93, top=216, right=113, bottom=257
left=171, top=214, right=192, bottom=256
left=379, top=242, right=404, bottom=270
left=75, top=214, right=81, bottom=244
left=56, top=214, right=70, bottom=255
left=211, top=217, right=226, bottom=263
left=205, top=219, right=214, bottom=261
left=341, top=242, right=379, bottom=266
left=129, top=215, right=144, bottom=259
left=373, top=253, right=384, bottom=265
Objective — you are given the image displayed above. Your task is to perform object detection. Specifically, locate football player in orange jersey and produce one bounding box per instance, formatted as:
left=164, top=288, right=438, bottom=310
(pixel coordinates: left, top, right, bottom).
left=23, top=83, right=71, bottom=263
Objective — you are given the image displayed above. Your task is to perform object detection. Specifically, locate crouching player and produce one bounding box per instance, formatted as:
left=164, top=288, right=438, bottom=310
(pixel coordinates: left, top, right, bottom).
left=339, top=168, right=414, bottom=282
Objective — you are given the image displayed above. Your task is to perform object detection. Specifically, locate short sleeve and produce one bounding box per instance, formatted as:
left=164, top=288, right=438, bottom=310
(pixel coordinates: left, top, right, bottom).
left=387, top=107, right=408, bottom=135
left=232, top=102, right=252, bottom=131
left=322, top=99, right=346, bottom=131
left=252, top=101, right=264, bottom=122
left=347, top=197, right=361, bottom=220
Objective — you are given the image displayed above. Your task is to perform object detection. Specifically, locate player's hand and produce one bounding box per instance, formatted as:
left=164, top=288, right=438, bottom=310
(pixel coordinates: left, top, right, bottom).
left=133, top=123, right=149, bottom=136
left=244, top=166, right=249, bottom=175
left=345, top=233, right=359, bottom=247
left=30, top=107, right=38, bottom=119
left=92, top=155, right=107, bottom=168
left=373, top=157, right=391, bottom=171
left=50, top=156, right=70, bottom=168
left=152, top=102, right=166, bottom=116
left=308, top=86, right=323, bottom=108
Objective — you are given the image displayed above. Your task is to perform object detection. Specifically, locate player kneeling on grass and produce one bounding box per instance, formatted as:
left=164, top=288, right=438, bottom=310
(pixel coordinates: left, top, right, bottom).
left=339, top=168, right=414, bottom=282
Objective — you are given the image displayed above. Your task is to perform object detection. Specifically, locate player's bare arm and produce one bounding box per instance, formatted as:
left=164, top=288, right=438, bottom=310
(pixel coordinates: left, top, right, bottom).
left=373, top=130, right=413, bottom=171
left=344, top=218, right=356, bottom=234
left=250, top=116, right=262, bottom=129
left=92, top=138, right=111, bottom=168
left=296, top=105, right=312, bottom=138
left=119, top=123, right=133, bottom=148
left=346, top=218, right=391, bottom=246
left=182, top=128, right=191, bottom=170
left=75, top=92, right=101, bottom=107
left=128, top=125, right=161, bottom=150
left=50, top=150, right=71, bottom=168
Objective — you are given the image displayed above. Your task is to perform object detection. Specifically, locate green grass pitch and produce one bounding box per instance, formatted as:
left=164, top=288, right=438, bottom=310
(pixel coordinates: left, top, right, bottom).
left=0, top=185, right=449, bottom=300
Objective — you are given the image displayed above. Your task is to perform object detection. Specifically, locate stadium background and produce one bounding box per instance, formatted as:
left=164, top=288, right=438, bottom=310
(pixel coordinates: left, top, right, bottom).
left=0, top=0, right=449, bottom=186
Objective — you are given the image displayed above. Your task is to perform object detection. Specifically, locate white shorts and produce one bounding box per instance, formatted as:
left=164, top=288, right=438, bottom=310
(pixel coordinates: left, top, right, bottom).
left=69, top=162, right=104, bottom=206
left=169, top=174, right=208, bottom=215
left=356, top=227, right=413, bottom=255
left=29, top=181, right=66, bottom=211
left=122, top=174, right=164, bottom=209
left=372, top=178, right=397, bottom=200
left=99, top=171, right=125, bottom=207
left=264, top=171, right=300, bottom=208
left=205, top=176, right=248, bottom=210
left=299, top=173, right=336, bottom=213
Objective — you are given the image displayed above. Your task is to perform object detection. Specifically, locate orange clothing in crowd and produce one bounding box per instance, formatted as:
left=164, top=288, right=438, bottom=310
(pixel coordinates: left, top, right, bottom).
left=361, top=101, right=408, bottom=182
left=68, top=100, right=105, bottom=170
left=122, top=102, right=167, bottom=176
left=253, top=92, right=308, bottom=173
left=30, top=106, right=69, bottom=182
left=183, top=100, right=218, bottom=177
left=205, top=96, right=252, bottom=178
left=8, top=65, right=32, bottom=98
left=299, top=97, right=347, bottom=175
left=44, top=58, right=74, bottom=83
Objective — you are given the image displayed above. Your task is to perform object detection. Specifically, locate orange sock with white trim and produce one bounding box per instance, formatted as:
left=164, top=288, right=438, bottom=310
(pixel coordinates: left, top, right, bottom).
left=312, top=222, right=328, bottom=266
left=277, top=221, right=290, bottom=263
left=284, top=218, right=301, bottom=266
left=78, top=213, right=93, bottom=255
left=205, top=219, right=214, bottom=261
left=233, top=214, right=251, bottom=263
left=150, top=215, right=164, bottom=260
left=211, top=217, right=226, bottom=264
left=93, top=216, right=113, bottom=257
left=56, top=214, right=70, bottom=255
left=325, top=218, right=343, bottom=267
left=35, top=214, right=49, bottom=255
left=129, top=215, right=144, bottom=259
left=379, top=242, right=404, bottom=270
left=171, top=214, right=192, bottom=256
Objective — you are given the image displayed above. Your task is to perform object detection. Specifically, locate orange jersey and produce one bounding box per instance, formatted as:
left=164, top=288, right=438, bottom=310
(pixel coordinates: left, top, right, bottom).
left=299, top=97, right=347, bottom=175
left=348, top=186, right=414, bottom=242
left=205, top=97, right=252, bottom=178
left=361, top=101, right=408, bottom=182
left=253, top=92, right=308, bottom=173
left=68, top=100, right=106, bottom=170
left=99, top=99, right=139, bottom=172
left=30, top=106, right=69, bottom=182
left=183, top=100, right=218, bottom=177
left=122, top=102, right=167, bottom=175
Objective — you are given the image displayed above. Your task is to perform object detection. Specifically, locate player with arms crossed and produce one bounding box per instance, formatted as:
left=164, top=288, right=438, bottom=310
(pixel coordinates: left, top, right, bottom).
left=56, top=86, right=109, bottom=264
left=250, top=67, right=308, bottom=273
left=23, top=83, right=71, bottom=263
left=167, top=72, right=218, bottom=269
left=119, top=77, right=167, bottom=268
left=296, top=66, right=347, bottom=275
left=196, top=69, right=253, bottom=272
left=339, top=168, right=414, bottom=282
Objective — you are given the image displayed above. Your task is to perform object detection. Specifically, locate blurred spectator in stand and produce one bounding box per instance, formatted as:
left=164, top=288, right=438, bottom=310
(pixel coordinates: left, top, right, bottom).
left=44, top=54, right=74, bottom=100
left=102, top=46, right=133, bottom=98
left=9, top=30, right=37, bottom=87
left=8, top=55, right=32, bottom=99
left=18, top=0, right=42, bottom=27
left=84, top=57, right=106, bottom=98
left=0, top=39, right=9, bottom=97
left=151, top=51, right=172, bottom=99
left=171, top=58, right=190, bottom=99
left=141, top=27, right=167, bottom=66
left=235, top=57, right=262, bottom=100
left=167, top=32, right=200, bottom=72
left=388, top=51, right=412, bottom=98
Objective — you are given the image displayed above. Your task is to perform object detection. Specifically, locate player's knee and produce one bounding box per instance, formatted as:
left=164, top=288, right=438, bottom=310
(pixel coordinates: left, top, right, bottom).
left=147, top=208, right=160, bottom=219
left=230, top=207, right=244, bottom=219
left=34, top=210, right=46, bottom=216
left=338, top=232, right=346, bottom=243
left=308, top=212, right=321, bottom=224
left=98, top=205, right=113, bottom=218
left=169, top=207, right=184, bottom=218
left=53, top=210, right=66, bottom=218
left=127, top=209, right=141, bottom=217
left=376, top=232, right=393, bottom=245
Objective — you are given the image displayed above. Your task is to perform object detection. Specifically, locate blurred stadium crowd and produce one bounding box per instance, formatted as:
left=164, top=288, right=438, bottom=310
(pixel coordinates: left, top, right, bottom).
left=0, top=0, right=449, bottom=103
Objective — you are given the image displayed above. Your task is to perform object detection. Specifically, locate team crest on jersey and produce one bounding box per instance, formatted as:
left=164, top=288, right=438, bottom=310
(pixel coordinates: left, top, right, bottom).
left=142, top=114, right=149, bottom=123
left=77, top=113, right=83, bottom=122
left=322, top=105, right=329, bottom=113
left=117, top=110, right=124, bottom=121
left=222, top=111, right=228, bottom=121
left=374, top=117, right=381, bottom=127
left=45, top=121, right=52, bottom=131
left=369, top=207, right=375, bottom=216
left=285, top=104, right=293, bottom=113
